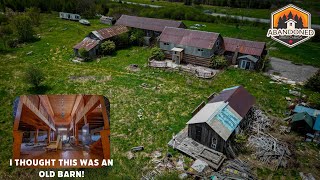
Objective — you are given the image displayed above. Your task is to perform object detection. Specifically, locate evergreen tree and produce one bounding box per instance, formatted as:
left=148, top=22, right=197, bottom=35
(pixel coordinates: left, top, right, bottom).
left=288, top=11, right=293, bottom=20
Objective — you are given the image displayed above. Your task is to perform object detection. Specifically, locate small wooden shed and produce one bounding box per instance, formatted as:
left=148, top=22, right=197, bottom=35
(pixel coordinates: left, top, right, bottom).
left=59, top=12, right=81, bottom=21
left=186, top=86, right=255, bottom=154
left=237, top=55, right=260, bottom=70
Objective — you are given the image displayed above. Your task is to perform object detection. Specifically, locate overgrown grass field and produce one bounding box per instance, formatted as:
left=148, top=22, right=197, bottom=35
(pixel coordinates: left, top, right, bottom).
left=0, top=13, right=319, bottom=179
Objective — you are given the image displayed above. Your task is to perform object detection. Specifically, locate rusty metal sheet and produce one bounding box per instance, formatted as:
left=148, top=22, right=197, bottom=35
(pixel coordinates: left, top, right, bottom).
left=95, top=25, right=129, bottom=40
left=224, top=37, right=266, bottom=56
left=115, top=15, right=185, bottom=32
left=160, top=27, right=220, bottom=49
left=73, top=37, right=99, bottom=51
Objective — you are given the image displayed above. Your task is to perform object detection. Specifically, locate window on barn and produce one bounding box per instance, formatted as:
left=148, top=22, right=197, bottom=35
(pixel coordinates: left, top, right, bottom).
left=198, top=49, right=204, bottom=52
left=216, top=40, right=220, bottom=46
left=164, top=43, right=169, bottom=46
left=211, top=137, right=217, bottom=149
left=195, top=126, right=202, bottom=142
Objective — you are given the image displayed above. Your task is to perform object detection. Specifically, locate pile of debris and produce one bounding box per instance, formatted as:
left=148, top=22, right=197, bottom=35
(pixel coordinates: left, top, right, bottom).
left=248, top=133, right=291, bottom=169
left=211, top=159, right=257, bottom=180
left=242, top=107, right=271, bottom=133
left=269, top=74, right=303, bottom=86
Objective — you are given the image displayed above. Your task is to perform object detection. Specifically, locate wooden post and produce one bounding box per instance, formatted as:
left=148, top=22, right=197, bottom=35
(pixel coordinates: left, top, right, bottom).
left=100, top=129, right=110, bottom=160
left=75, top=124, right=79, bottom=145
left=34, top=129, right=39, bottom=143
left=13, top=130, right=23, bottom=159
left=99, top=97, right=110, bottom=130
left=47, top=128, right=51, bottom=143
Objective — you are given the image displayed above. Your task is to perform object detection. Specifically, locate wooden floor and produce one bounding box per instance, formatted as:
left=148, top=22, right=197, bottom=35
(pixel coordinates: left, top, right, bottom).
left=20, top=150, right=104, bottom=168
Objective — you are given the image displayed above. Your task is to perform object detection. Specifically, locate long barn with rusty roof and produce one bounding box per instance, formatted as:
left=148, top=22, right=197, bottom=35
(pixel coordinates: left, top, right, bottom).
left=159, top=27, right=224, bottom=67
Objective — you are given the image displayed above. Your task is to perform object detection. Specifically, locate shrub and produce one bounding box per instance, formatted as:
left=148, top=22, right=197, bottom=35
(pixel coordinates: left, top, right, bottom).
left=150, top=47, right=165, bottom=61
left=305, top=70, right=320, bottom=93
left=26, top=7, right=41, bottom=26
left=211, top=55, right=228, bottom=69
left=112, top=32, right=130, bottom=49
left=12, top=14, right=35, bottom=42
left=79, top=48, right=90, bottom=60
left=129, top=29, right=145, bottom=46
left=7, top=38, right=19, bottom=48
left=100, top=40, right=116, bottom=55
left=24, top=66, right=45, bottom=88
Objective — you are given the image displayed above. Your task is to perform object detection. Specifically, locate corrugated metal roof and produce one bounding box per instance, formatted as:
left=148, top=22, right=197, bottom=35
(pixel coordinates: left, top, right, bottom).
left=73, top=37, right=99, bottom=51
left=293, top=105, right=320, bottom=118
left=115, top=15, right=185, bottom=32
left=224, top=37, right=266, bottom=56
left=160, top=27, right=220, bottom=49
left=187, top=101, right=242, bottom=141
left=209, top=86, right=255, bottom=118
left=292, top=112, right=314, bottom=129
left=94, top=25, right=129, bottom=41
left=314, top=115, right=320, bottom=131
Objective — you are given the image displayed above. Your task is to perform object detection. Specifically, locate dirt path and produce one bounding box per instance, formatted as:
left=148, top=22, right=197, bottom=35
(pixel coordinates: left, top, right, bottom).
left=267, top=57, right=319, bottom=82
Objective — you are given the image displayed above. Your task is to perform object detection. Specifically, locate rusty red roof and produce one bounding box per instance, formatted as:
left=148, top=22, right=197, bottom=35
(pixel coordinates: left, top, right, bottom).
left=115, top=15, right=186, bottom=32
left=209, top=86, right=255, bottom=118
left=92, top=25, right=129, bottom=40
left=73, top=37, right=99, bottom=51
left=159, top=27, right=220, bottom=49
left=224, top=37, right=266, bottom=56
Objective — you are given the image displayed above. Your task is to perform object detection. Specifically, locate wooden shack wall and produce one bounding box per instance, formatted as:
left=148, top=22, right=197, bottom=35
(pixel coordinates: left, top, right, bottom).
left=188, top=123, right=225, bottom=153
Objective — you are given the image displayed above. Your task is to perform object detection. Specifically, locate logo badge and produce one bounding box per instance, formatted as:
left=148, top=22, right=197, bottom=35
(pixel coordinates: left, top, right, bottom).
left=267, top=4, right=315, bottom=48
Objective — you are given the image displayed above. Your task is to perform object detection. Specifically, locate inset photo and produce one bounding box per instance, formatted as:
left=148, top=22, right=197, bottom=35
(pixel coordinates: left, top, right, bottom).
left=12, top=95, right=110, bottom=168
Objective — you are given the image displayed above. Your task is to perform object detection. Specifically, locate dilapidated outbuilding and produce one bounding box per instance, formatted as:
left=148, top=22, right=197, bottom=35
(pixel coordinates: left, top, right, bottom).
left=223, top=37, right=267, bottom=70
left=187, top=86, right=255, bottom=154
left=100, top=16, right=114, bottom=25
left=115, top=15, right=186, bottom=37
left=73, top=25, right=129, bottom=58
left=159, top=27, right=224, bottom=67
left=59, top=12, right=81, bottom=21
left=290, top=112, right=315, bottom=134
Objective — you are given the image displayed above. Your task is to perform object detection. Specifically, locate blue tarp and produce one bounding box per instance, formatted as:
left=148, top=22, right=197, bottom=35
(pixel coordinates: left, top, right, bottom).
left=215, top=105, right=241, bottom=132
left=313, top=115, right=320, bottom=131
left=293, top=105, right=320, bottom=118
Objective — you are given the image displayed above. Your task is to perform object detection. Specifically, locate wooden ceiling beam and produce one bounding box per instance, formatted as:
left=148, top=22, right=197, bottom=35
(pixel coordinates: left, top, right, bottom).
left=39, top=95, right=55, bottom=119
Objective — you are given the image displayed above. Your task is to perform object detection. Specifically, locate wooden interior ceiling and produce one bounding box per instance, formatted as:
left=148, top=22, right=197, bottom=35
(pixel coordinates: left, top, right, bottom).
left=19, top=106, right=50, bottom=131
left=47, top=95, right=78, bottom=125
left=77, top=106, right=104, bottom=130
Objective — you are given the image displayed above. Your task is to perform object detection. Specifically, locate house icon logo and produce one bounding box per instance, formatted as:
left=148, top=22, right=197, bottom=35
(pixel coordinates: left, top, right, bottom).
left=267, top=4, right=315, bottom=48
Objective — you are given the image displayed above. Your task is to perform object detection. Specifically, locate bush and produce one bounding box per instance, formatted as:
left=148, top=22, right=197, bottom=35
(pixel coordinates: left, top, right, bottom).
left=12, top=14, right=35, bottom=42
left=26, top=7, right=41, bottom=26
left=79, top=48, right=90, bottom=61
left=150, top=47, right=165, bottom=61
left=129, top=29, right=145, bottom=46
left=24, top=66, right=45, bottom=88
left=305, top=70, right=320, bottom=92
left=100, top=40, right=116, bottom=55
left=211, top=55, right=228, bottom=69
left=112, top=32, right=130, bottom=49
left=7, top=38, right=19, bottom=48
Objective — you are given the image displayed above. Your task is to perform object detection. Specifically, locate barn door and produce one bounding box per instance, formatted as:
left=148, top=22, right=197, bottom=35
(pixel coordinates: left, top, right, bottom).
left=195, top=126, right=202, bottom=142
left=211, top=137, right=217, bottom=150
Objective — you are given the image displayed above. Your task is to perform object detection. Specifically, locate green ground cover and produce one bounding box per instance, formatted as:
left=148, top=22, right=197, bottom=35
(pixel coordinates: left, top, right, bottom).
left=0, top=13, right=319, bottom=179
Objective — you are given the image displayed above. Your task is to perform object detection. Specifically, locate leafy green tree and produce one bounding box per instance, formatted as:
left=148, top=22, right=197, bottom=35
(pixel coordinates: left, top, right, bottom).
left=305, top=70, right=320, bottom=93
left=112, top=32, right=130, bottom=49
left=12, top=14, right=35, bottom=42
left=129, top=29, right=145, bottom=46
left=211, top=55, right=228, bottom=69
left=100, top=40, right=116, bottom=55
left=150, top=47, right=165, bottom=61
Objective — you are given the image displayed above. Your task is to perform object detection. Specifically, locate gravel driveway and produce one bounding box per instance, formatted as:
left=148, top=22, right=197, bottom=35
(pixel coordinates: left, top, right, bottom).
left=267, top=57, right=319, bottom=82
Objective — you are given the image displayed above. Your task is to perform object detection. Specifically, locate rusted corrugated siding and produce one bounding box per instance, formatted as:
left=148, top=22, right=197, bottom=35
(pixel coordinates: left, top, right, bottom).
left=115, top=15, right=185, bottom=32
left=160, top=27, right=220, bottom=49
left=96, top=25, right=129, bottom=40
left=209, top=86, right=255, bottom=118
left=224, top=37, right=266, bottom=57
left=73, top=37, right=99, bottom=51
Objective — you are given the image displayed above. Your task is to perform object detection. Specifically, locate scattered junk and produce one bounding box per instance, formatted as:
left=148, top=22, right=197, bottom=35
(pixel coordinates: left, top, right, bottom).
left=269, top=74, right=303, bottom=85
left=59, top=12, right=81, bottom=21
left=190, top=159, right=209, bottom=173
left=299, top=172, right=316, bottom=180
left=79, top=19, right=90, bottom=26
left=168, top=86, right=256, bottom=171
left=211, top=159, right=257, bottom=180
left=247, top=133, right=291, bottom=169
left=289, top=112, right=314, bottom=134
left=148, top=60, right=218, bottom=79
left=289, top=89, right=302, bottom=96
left=131, top=146, right=144, bottom=152
left=127, top=64, right=140, bottom=72
left=100, top=16, right=114, bottom=25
